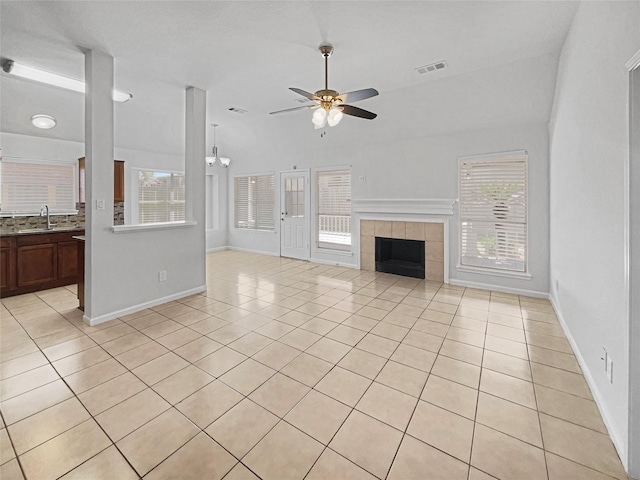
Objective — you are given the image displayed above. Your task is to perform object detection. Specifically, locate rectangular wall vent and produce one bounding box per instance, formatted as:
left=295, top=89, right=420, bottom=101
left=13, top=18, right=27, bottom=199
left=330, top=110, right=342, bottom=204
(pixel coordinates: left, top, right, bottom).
left=228, top=107, right=248, bottom=114
left=415, top=60, right=447, bottom=75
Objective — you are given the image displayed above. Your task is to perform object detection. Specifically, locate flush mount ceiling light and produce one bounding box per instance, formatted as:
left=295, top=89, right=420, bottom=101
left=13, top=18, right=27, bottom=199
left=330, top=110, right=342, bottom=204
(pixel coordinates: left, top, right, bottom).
left=2, top=60, right=132, bottom=102
left=206, top=124, right=231, bottom=168
left=31, top=114, right=57, bottom=129
left=270, top=44, right=378, bottom=128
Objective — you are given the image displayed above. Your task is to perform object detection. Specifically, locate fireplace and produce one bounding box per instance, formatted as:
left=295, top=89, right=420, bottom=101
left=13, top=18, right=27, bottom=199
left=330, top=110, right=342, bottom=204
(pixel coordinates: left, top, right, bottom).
left=375, top=237, right=426, bottom=279
left=359, top=220, right=446, bottom=282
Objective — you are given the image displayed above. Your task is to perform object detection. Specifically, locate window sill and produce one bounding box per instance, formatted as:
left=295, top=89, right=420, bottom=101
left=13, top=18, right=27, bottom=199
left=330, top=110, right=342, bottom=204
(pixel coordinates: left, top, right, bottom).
left=112, top=221, right=197, bottom=234
left=316, top=247, right=353, bottom=256
left=234, top=228, right=276, bottom=234
left=456, top=264, right=532, bottom=280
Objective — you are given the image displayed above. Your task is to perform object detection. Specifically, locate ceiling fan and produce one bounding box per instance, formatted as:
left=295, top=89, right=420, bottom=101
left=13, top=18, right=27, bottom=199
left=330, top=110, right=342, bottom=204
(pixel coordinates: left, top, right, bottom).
left=269, top=44, right=379, bottom=128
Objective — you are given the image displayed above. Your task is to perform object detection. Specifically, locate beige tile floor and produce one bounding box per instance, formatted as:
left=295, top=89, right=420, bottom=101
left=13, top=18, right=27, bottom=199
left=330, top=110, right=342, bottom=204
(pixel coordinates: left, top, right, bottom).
left=0, top=250, right=631, bottom=480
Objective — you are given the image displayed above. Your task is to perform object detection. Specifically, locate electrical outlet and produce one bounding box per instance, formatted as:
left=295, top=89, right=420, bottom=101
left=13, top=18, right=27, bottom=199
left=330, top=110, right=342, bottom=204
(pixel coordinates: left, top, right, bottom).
left=607, top=355, right=613, bottom=383
left=359, top=175, right=366, bottom=182
left=158, top=270, right=167, bottom=282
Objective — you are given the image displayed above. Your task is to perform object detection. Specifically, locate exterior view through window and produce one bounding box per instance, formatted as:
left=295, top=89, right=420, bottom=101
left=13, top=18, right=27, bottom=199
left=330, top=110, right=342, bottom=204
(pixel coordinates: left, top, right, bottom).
left=137, top=170, right=185, bottom=224
left=459, top=152, right=527, bottom=272
left=317, top=169, right=351, bottom=249
left=234, top=174, right=275, bottom=231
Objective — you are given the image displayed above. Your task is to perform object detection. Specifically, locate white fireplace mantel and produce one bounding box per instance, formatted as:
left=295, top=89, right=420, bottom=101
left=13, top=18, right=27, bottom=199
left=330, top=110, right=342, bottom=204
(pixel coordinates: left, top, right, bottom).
left=352, top=198, right=457, bottom=216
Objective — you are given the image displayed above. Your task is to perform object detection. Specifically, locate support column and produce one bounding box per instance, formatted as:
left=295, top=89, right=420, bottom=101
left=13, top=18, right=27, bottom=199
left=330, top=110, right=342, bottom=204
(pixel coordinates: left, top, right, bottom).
left=185, top=86, right=206, bottom=226
left=84, top=50, right=115, bottom=322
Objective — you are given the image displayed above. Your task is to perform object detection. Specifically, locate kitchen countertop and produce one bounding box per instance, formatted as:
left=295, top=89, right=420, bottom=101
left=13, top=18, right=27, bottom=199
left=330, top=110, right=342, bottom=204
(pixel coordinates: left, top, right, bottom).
left=0, top=227, right=85, bottom=237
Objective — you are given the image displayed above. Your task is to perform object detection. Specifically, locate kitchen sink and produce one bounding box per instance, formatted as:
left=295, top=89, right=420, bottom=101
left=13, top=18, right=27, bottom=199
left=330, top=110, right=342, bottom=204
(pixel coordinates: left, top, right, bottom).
left=16, top=227, right=79, bottom=234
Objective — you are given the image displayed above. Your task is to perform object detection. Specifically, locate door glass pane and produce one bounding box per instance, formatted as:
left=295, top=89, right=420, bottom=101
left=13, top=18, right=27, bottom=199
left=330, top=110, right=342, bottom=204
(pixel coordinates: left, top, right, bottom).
left=296, top=178, right=304, bottom=218
left=285, top=191, right=293, bottom=216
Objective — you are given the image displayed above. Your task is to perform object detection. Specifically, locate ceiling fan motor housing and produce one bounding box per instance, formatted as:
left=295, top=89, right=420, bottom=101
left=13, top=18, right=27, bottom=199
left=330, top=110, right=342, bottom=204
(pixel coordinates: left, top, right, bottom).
left=315, top=89, right=340, bottom=110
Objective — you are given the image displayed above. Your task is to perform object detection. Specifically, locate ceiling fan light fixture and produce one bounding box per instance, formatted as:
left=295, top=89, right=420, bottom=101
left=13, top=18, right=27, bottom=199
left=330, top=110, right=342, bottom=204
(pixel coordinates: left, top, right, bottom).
left=312, top=108, right=327, bottom=127
left=327, top=107, right=343, bottom=127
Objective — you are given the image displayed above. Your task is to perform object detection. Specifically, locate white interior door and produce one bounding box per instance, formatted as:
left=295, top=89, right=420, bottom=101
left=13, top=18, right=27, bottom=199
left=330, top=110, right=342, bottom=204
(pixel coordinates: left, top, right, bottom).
left=280, top=170, right=310, bottom=260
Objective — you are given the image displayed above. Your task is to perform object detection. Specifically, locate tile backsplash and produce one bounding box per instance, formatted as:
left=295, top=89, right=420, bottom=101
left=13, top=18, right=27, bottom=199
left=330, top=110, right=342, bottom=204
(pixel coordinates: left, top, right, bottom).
left=1, top=202, right=124, bottom=234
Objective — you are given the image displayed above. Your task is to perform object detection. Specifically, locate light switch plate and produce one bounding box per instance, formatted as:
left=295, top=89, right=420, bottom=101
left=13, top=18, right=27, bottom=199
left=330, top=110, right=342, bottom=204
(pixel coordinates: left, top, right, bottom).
left=96, top=199, right=105, bottom=210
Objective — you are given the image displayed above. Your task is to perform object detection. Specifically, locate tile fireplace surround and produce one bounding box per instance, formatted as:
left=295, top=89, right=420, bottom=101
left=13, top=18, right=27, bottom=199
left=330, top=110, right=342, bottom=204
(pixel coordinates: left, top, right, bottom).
left=360, top=220, right=445, bottom=282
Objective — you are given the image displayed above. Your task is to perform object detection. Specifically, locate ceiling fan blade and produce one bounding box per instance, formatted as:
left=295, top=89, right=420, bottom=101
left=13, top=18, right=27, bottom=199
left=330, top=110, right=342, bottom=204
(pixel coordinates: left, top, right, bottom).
left=289, top=87, right=320, bottom=101
left=335, top=88, right=379, bottom=104
left=269, top=104, right=318, bottom=115
left=340, top=104, right=377, bottom=120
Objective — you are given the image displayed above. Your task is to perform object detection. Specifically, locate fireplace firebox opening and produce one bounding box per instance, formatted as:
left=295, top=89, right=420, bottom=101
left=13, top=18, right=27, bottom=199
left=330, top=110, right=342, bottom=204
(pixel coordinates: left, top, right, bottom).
left=375, top=237, right=425, bottom=279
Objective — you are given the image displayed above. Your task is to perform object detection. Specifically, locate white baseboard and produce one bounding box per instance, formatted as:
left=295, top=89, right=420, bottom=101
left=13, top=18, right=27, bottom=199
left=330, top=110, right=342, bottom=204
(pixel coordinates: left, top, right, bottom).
left=548, top=292, right=627, bottom=468
left=448, top=278, right=548, bottom=298
left=206, top=246, right=229, bottom=253
left=83, top=285, right=207, bottom=326
left=309, top=257, right=358, bottom=269
left=227, top=246, right=279, bottom=257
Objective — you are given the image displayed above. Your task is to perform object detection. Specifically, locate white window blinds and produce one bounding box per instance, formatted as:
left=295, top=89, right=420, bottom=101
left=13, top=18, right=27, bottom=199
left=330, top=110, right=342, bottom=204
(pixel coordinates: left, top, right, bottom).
left=137, top=170, right=185, bottom=224
left=317, top=169, right=351, bottom=247
left=0, top=159, right=76, bottom=214
left=459, top=152, right=527, bottom=272
left=234, top=174, right=275, bottom=231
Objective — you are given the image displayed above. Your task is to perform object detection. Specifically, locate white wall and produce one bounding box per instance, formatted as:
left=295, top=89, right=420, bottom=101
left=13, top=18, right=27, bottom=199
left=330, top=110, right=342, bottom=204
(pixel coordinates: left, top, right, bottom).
left=226, top=53, right=555, bottom=295
left=205, top=165, right=228, bottom=251
left=548, top=0, right=640, bottom=468
left=1, top=132, right=84, bottom=162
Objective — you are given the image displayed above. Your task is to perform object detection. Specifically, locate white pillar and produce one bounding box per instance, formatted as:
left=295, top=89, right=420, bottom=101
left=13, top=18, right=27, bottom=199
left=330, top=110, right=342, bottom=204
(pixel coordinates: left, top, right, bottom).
left=84, top=49, right=114, bottom=322
left=185, top=87, right=206, bottom=226
left=184, top=86, right=207, bottom=289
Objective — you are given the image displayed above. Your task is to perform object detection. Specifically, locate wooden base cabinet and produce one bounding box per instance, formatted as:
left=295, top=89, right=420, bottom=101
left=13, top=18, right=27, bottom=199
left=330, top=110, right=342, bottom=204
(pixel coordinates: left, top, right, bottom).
left=1, top=230, right=84, bottom=298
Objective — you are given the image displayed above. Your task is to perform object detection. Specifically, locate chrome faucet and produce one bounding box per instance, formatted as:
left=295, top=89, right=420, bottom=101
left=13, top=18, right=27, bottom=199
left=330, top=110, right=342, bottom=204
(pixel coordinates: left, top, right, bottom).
left=40, top=204, right=53, bottom=230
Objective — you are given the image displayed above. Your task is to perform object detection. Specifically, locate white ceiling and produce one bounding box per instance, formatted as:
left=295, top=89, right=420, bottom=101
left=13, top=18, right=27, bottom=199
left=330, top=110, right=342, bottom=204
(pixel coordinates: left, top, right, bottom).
left=0, top=1, right=579, bottom=156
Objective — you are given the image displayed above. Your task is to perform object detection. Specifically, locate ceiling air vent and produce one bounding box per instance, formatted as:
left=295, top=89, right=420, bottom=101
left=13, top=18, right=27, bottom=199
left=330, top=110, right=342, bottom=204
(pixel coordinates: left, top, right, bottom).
left=295, top=98, right=313, bottom=104
left=415, top=60, right=447, bottom=75
left=228, top=107, right=248, bottom=114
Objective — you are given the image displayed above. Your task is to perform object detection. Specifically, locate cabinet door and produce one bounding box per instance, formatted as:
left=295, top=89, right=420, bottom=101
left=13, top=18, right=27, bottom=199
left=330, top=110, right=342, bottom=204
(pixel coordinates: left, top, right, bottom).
left=17, top=244, right=57, bottom=287
left=0, top=245, right=16, bottom=290
left=58, top=241, right=78, bottom=281
left=79, top=157, right=125, bottom=203
left=114, top=160, right=125, bottom=202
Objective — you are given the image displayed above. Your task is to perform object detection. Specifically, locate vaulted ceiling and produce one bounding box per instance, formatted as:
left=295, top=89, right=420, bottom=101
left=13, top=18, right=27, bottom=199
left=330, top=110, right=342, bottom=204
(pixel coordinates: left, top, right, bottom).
left=1, top=1, right=579, bottom=157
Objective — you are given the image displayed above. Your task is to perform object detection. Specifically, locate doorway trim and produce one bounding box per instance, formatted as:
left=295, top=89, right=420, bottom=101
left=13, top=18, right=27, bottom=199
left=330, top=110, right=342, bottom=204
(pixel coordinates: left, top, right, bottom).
left=626, top=48, right=640, bottom=478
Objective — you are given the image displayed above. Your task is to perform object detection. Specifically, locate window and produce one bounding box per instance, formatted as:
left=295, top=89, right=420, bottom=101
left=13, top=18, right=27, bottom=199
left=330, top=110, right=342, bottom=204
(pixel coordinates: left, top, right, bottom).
left=459, top=151, right=527, bottom=272
left=0, top=158, right=76, bottom=215
left=317, top=169, right=351, bottom=249
left=137, top=170, right=185, bottom=224
left=234, top=174, right=275, bottom=231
